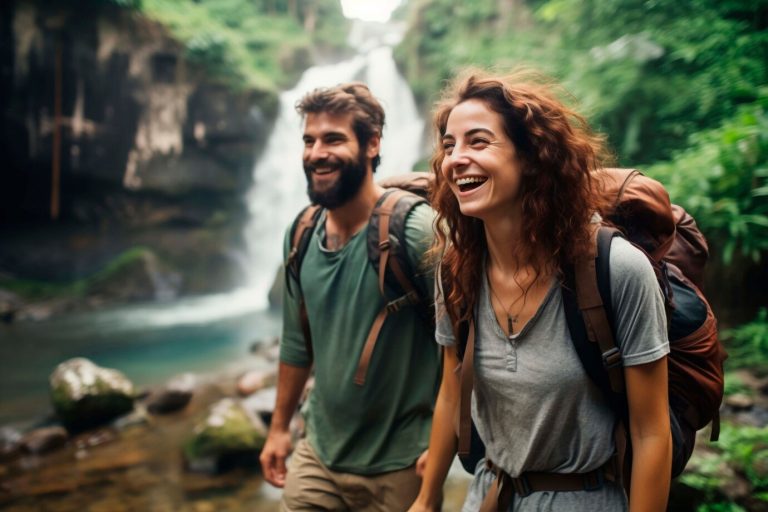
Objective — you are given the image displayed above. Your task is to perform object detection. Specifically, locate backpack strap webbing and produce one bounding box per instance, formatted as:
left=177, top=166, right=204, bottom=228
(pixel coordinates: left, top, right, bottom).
left=354, top=189, right=423, bottom=386
left=565, top=225, right=632, bottom=491
left=285, top=204, right=323, bottom=361
left=458, top=316, right=477, bottom=458
left=573, top=226, right=625, bottom=395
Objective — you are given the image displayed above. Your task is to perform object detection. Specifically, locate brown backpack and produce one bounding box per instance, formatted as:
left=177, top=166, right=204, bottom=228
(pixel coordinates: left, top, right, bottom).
left=456, top=168, right=727, bottom=488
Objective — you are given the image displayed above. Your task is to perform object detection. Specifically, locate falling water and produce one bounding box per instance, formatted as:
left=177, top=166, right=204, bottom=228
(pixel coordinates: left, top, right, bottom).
left=243, top=31, right=425, bottom=306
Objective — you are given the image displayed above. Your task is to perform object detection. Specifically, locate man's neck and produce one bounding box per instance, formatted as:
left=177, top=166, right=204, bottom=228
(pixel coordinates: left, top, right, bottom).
left=324, top=176, right=385, bottom=249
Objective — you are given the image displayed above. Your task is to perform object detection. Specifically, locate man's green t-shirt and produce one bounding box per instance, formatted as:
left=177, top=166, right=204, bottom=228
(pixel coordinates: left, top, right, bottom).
left=280, top=202, right=440, bottom=475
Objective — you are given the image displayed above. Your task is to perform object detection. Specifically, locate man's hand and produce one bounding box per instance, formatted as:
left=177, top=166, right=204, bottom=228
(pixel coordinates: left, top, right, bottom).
left=259, top=429, right=293, bottom=488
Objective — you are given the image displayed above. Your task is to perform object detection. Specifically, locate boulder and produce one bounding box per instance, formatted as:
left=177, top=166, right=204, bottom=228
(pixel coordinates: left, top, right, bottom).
left=0, top=426, right=23, bottom=461
left=236, top=369, right=276, bottom=397
left=0, top=289, right=22, bottom=323
left=183, top=398, right=267, bottom=474
left=241, top=387, right=277, bottom=425
left=50, top=358, right=135, bottom=432
left=145, top=373, right=196, bottom=414
left=21, top=426, right=69, bottom=454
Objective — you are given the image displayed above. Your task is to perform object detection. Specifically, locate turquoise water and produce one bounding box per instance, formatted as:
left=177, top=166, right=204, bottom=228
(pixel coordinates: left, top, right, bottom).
left=0, top=291, right=281, bottom=427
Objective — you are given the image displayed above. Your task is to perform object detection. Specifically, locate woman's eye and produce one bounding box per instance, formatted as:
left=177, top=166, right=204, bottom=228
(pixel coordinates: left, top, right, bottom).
left=442, top=143, right=454, bottom=154
left=471, top=138, right=489, bottom=147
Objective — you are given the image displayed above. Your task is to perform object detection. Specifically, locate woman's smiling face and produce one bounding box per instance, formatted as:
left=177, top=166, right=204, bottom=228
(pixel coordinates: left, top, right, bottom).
left=440, top=99, right=523, bottom=221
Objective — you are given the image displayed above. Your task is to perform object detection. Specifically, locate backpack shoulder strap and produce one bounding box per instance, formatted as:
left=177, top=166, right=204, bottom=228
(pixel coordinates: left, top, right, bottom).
left=367, top=188, right=430, bottom=303
left=563, top=225, right=631, bottom=490
left=562, top=226, right=626, bottom=408
left=285, top=204, right=323, bottom=361
left=353, top=189, right=429, bottom=386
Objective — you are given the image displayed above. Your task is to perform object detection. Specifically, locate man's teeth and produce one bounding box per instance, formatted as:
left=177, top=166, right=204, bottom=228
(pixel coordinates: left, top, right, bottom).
left=456, top=177, right=486, bottom=186
left=314, top=167, right=335, bottom=174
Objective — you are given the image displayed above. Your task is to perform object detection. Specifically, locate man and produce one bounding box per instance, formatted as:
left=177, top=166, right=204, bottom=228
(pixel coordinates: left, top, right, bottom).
left=259, top=82, right=441, bottom=511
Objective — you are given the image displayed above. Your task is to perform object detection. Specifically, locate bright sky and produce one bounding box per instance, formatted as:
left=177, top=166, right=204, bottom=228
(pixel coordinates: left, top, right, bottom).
left=340, top=0, right=402, bottom=22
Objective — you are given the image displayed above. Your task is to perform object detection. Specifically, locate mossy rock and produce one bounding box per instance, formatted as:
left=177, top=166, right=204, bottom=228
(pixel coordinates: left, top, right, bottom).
left=50, top=358, right=135, bottom=432
left=184, top=398, right=267, bottom=473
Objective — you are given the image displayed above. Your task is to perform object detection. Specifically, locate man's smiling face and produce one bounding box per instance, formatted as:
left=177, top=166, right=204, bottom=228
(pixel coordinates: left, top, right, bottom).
left=302, top=111, right=369, bottom=209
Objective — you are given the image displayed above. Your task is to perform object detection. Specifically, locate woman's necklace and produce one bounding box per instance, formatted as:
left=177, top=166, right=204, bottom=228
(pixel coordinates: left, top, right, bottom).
left=486, top=268, right=529, bottom=337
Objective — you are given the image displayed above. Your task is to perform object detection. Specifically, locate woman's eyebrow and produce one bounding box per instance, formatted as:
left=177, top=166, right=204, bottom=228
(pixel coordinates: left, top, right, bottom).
left=465, top=127, right=495, bottom=137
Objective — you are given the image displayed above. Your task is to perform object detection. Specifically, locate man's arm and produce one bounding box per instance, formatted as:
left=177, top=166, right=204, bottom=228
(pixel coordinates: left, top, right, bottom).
left=259, top=361, right=311, bottom=488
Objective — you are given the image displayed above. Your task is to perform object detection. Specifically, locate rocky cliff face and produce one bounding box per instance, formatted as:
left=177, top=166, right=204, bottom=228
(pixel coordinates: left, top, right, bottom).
left=0, top=0, right=285, bottom=306
left=2, top=0, right=275, bottom=223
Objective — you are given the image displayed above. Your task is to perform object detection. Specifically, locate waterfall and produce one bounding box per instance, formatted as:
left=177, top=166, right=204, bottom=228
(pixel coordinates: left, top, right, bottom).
left=243, top=34, right=425, bottom=308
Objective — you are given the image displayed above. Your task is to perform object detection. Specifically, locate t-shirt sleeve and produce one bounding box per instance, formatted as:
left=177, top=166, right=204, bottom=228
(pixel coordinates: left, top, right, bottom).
left=279, top=226, right=312, bottom=367
left=404, top=202, right=437, bottom=309
left=609, top=236, right=670, bottom=366
left=434, top=266, right=456, bottom=347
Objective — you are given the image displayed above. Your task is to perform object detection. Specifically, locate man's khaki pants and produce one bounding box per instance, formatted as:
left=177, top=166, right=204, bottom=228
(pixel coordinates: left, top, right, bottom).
left=280, top=438, right=422, bottom=511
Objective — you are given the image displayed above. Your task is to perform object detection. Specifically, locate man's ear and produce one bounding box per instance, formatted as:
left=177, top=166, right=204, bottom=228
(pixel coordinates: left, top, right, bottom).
left=366, top=134, right=381, bottom=160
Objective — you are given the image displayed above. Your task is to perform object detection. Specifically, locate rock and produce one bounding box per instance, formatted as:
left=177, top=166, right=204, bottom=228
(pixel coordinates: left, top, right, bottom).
left=0, top=289, right=22, bottom=323
left=0, top=426, right=23, bottom=461
left=183, top=398, right=267, bottom=474
left=249, top=336, right=280, bottom=362
left=241, top=387, right=277, bottom=425
left=236, top=369, right=276, bottom=397
left=73, top=428, right=118, bottom=451
left=21, top=426, right=68, bottom=454
left=50, top=358, right=135, bottom=432
left=146, top=373, right=196, bottom=414
left=725, top=393, right=754, bottom=412
left=87, top=248, right=180, bottom=303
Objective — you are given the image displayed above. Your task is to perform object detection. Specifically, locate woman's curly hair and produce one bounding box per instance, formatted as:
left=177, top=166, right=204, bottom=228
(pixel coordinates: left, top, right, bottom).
left=429, top=68, right=612, bottom=330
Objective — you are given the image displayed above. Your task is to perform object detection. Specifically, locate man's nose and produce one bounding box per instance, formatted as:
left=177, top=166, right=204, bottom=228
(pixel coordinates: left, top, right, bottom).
left=306, top=141, right=329, bottom=162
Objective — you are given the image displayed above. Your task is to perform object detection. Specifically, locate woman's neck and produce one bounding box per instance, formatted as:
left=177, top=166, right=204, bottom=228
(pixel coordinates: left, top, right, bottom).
left=483, top=214, right=553, bottom=276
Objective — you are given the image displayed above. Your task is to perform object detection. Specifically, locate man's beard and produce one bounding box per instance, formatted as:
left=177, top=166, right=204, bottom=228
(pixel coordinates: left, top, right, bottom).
left=304, top=153, right=368, bottom=209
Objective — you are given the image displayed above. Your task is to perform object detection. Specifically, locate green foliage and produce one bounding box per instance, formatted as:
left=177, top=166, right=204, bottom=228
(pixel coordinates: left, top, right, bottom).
left=697, top=503, right=747, bottom=512
left=722, top=372, right=753, bottom=397
left=681, top=422, right=768, bottom=502
left=397, top=0, right=768, bottom=163
left=646, top=98, right=768, bottom=264
left=140, top=0, right=313, bottom=92
left=395, top=0, right=551, bottom=105
left=722, top=308, right=768, bottom=371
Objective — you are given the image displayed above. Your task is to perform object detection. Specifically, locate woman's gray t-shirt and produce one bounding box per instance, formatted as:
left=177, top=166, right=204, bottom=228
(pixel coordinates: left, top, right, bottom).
left=435, top=237, right=669, bottom=511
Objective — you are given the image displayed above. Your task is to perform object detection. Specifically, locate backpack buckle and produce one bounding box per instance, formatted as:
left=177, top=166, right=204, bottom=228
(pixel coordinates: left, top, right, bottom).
left=601, top=347, right=623, bottom=370
left=386, top=290, right=419, bottom=313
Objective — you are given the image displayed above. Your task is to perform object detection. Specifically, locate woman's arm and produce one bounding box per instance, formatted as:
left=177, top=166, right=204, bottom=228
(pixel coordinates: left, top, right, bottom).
left=408, top=345, right=462, bottom=512
left=625, top=356, right=672, bottom=512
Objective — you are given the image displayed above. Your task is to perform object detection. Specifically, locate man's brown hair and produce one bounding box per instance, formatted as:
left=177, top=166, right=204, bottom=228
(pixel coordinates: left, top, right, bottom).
left=296, top=82, right=386, bottom=171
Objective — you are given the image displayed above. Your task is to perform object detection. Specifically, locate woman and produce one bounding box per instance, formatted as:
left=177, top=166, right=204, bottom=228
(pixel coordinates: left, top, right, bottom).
left=408, top=70, right=672, bottom=511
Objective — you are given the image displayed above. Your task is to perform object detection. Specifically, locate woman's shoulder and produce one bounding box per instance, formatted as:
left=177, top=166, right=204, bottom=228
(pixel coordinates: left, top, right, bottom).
left=607, top=235, right=655, bottom=281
